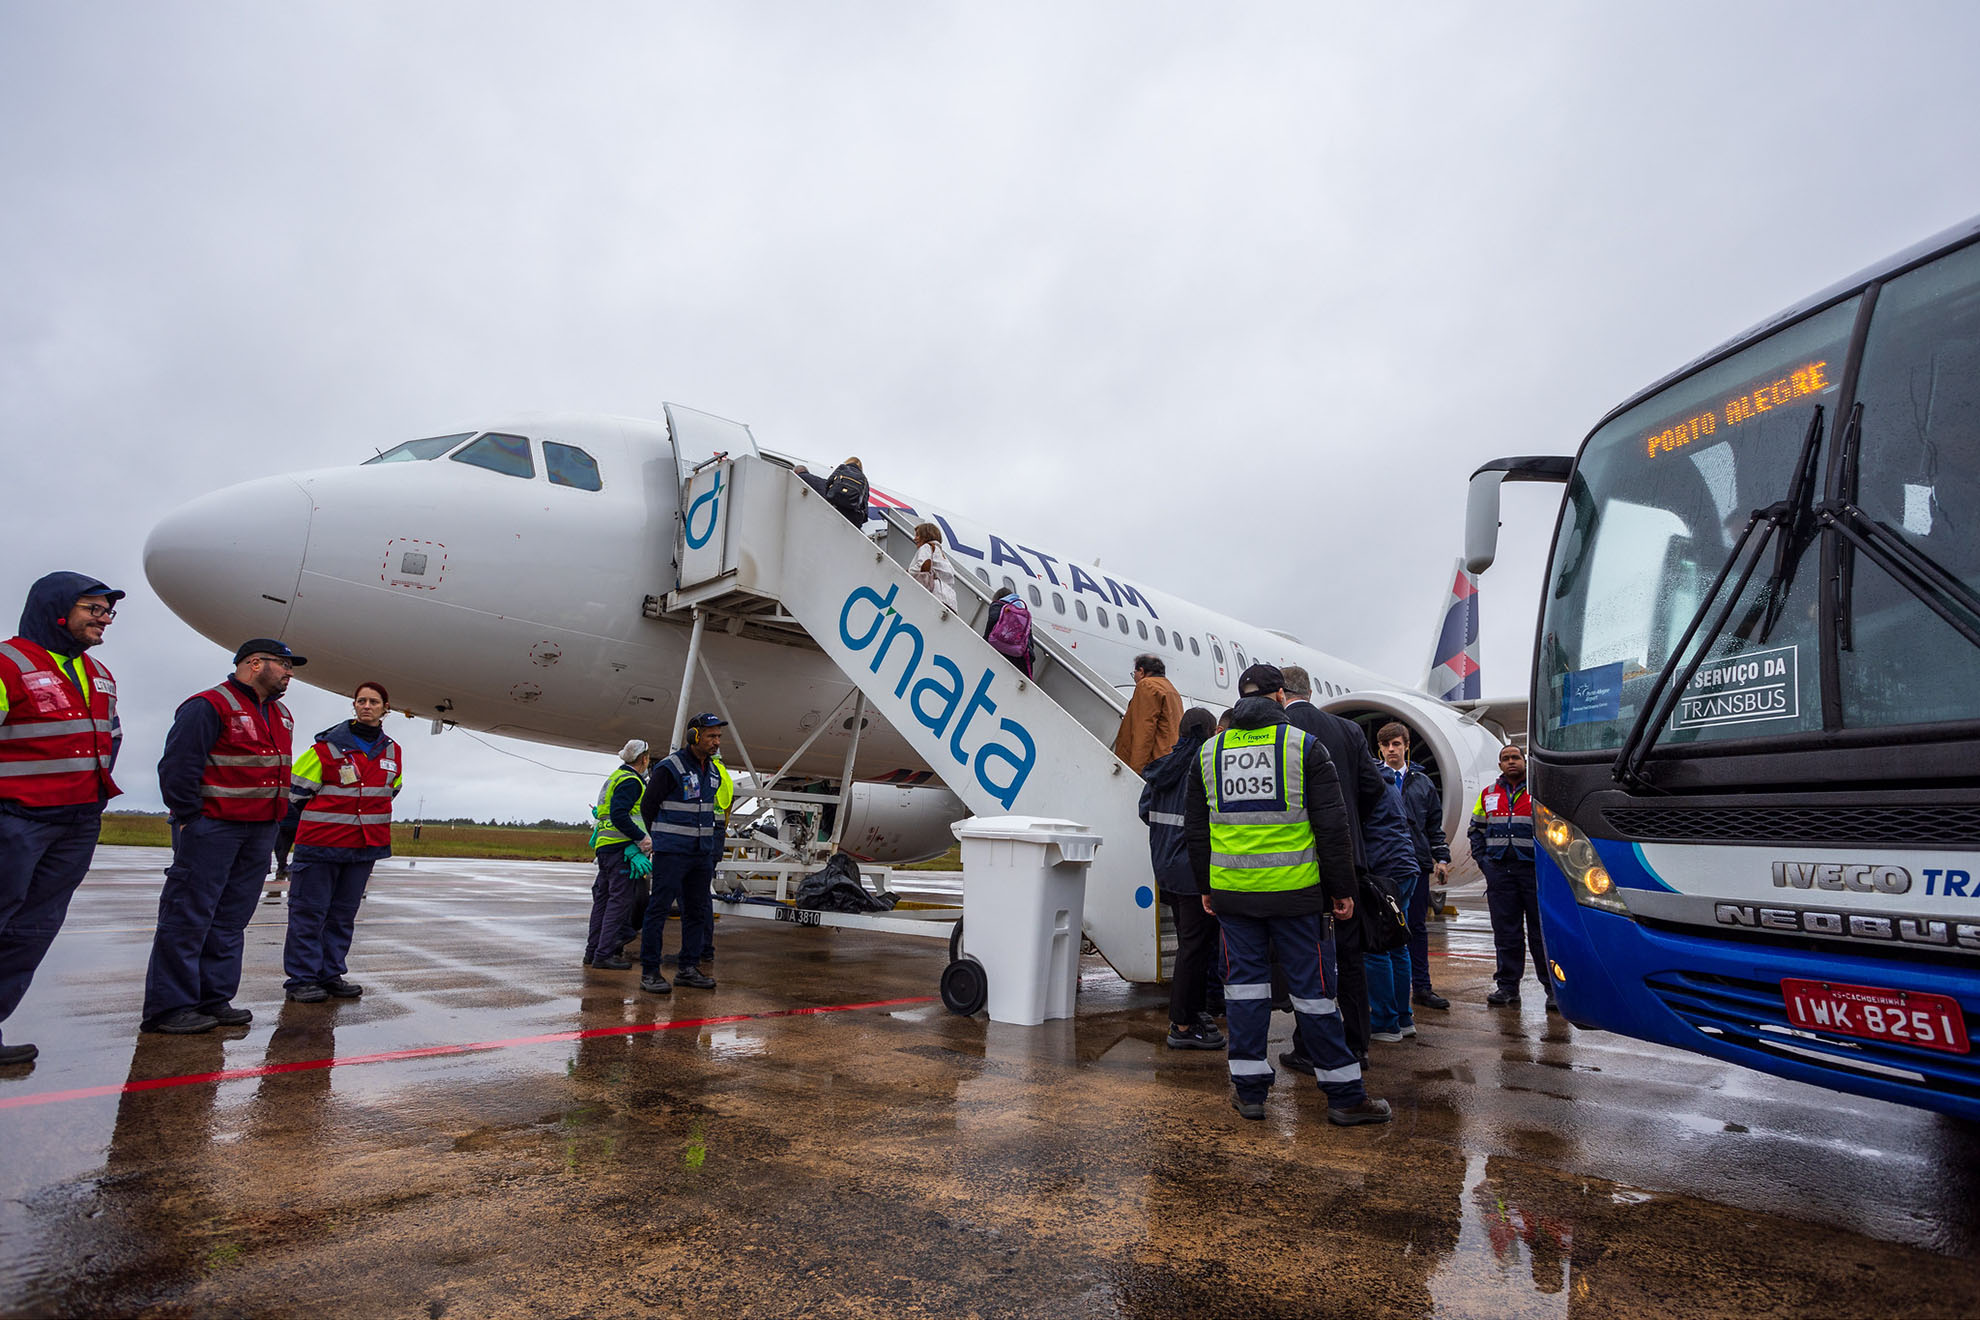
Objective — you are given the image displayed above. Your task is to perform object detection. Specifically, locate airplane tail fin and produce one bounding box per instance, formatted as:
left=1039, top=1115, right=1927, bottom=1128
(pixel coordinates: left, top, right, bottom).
left=1421, top=559, right=1482, bottom=701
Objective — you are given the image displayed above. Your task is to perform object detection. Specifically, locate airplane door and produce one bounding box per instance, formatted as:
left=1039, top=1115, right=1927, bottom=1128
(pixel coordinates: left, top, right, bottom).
left=1207, top=633, right=1230, bottom=688
left=663, top=403, right=759, bottom=482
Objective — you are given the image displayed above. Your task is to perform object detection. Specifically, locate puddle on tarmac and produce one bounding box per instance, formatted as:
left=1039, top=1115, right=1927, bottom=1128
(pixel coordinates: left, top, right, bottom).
left=1428, top=1152, right=1575, bottom=1320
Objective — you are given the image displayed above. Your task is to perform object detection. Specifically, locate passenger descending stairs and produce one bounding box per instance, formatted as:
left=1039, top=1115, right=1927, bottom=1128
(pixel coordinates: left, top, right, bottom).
left=666, top=453, right=1166, bottom=983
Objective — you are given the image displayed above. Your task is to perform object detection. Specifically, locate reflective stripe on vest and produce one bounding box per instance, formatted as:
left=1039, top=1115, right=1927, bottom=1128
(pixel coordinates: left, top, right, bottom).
left=1475, top=780, right=1535, bottom=861
left=295, top=735, right=399, bottom=850
left=0, top=638, right=120, bottom=807
left=591, top=765, right=648, bottom=849
left=1195, top=723, right=1321, bottom=893
left=195, top=683, right=294, bottom=822
left=649, top=751, right=715, bottom=853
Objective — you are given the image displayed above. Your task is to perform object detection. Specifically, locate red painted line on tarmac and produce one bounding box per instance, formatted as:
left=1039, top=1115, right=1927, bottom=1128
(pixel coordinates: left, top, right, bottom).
left=0, top=996, right=937, bottom=1112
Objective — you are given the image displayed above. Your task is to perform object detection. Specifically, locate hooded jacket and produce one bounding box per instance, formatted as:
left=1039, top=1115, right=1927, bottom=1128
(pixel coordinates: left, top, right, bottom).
left=1138, top=727, right=1209, bottom=895
left=1183, top=696, right=1358, bottom=917
left=0, top=571, right=124, bottom=820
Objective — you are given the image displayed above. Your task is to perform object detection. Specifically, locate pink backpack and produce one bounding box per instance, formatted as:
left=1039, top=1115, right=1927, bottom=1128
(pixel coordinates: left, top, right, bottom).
left=986, top=598, right=1032, bottom=656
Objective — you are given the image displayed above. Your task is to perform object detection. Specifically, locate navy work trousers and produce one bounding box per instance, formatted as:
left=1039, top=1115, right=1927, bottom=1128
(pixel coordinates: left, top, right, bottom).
left=143, top=816, right=277, bottom=1023
left=283, top=858, right=376, bottom=988
left=585, top=846, right=636, bottom=962
left=1162, top=892, right=1220, bottom=1027
left=641, top=851, right=712, bottom=975
left=0, top=808, right=102, bottom=1042
left=1481, top=855, right=1550, bottom=998
left=1219, top=909, right=1366, bottom=1110
left=1408, top=864, right=1436, bottom=993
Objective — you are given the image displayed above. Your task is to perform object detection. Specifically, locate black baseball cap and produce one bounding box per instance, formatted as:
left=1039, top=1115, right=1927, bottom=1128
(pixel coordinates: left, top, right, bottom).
left=686, top=712, right=728, bottom=730
left=233, top=638, right=308, bottom=666
left=1238, top=663, right=1284, bottom=697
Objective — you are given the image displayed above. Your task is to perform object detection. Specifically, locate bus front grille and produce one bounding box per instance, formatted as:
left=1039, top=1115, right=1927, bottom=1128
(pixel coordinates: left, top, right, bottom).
left=1606, top=804, right=1980, bottom=847
left=1643, top=970, right=1980, bottom=1099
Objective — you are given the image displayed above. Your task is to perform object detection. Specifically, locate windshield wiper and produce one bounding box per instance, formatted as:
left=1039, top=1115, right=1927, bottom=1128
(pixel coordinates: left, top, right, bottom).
left=1613, top=405, right=1825, bottom=790
left=1818, top=503, right=1980, bottom=651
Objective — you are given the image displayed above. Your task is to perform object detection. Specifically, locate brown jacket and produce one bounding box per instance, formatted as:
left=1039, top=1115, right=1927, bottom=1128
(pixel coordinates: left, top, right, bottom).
left=1113, top=675, right=1183, bottom=773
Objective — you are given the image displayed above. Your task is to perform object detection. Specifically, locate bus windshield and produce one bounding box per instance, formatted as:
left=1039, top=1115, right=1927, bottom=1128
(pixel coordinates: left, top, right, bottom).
left=1540, top=234, right=1980, bottom=754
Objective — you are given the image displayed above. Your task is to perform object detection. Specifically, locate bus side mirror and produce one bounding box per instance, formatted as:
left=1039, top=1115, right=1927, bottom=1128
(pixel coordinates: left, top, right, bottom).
left=1465, top=456, right=1576, bottom=575
left=1465, top=470, right=1507, bottom=575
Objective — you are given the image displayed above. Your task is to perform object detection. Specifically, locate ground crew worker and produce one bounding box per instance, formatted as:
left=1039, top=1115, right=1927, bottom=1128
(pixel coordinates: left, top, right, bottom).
left=142, top=639, right=300, bottom=1034
left=638, top=714, right=724, bottom=993
left=584, top=740, right=651, bottom=971
left=0, top=573, right=124, bottom=1066
left=698, top=752, right=735, bottom=966
left=1187, top=663, right=1390, bottom=1126
left=281, top=682, right=402, bottom=1002
left=1469, top=743, right=1553, bottom=1011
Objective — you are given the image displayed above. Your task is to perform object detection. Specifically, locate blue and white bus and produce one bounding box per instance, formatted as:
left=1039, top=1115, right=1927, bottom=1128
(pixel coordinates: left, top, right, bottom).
left=1469, top=214, right=1980, bottom=1120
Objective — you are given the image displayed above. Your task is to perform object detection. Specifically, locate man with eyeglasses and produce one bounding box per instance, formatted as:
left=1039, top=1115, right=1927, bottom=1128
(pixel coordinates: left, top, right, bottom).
left=0, top=573, right=126, bottom=1065
left=142, top=639, right=302, bottom=1034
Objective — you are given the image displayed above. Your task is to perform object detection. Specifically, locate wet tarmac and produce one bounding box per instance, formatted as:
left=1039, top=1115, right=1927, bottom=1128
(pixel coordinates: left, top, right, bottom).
left=2, top=846, right=1979, bottom=1318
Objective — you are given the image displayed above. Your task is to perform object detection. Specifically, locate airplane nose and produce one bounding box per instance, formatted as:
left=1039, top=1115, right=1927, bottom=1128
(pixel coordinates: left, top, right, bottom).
left=145, top=476, right=314, bottom=646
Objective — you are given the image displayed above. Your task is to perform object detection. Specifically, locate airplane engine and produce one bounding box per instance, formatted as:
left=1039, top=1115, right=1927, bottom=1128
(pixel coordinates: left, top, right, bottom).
left=754, top=782, right=967, bottom=866
left=1318, top=688, right=1514, bottom=881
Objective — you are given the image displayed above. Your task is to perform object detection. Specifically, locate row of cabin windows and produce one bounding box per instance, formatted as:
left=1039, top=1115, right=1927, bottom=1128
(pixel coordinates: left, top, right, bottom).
left=967, top=567, right=1348, bottom=691
left=365, top=432, right=603, bottom=492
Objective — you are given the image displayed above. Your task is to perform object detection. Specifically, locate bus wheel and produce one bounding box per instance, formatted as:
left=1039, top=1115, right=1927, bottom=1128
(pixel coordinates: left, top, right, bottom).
left=940, top=957, right=987, bottom=1016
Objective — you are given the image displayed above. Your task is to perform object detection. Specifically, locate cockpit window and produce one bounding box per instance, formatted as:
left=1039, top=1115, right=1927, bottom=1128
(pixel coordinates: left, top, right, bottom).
left=545, top=442, right=602, bottom=491
left=364, top=433, right=476, bottom=465
left=451, top=433, right=534, bottom=479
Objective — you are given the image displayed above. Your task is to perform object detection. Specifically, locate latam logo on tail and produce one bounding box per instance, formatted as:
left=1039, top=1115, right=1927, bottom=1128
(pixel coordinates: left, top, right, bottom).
left=1425, top=562, right=1481, bottom=702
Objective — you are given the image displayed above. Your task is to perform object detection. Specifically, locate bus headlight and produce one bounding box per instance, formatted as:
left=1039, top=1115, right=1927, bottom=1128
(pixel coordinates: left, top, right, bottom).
left=1533, top=802, right=1627, bottom=915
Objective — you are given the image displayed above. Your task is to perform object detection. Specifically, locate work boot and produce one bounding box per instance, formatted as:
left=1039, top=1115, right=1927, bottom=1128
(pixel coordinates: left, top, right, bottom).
left=593, top=956, right=632, bottom=971
left=582, top=956, right=594, bottom=967
left=1486, top=988, right=1520, bottom=1007
left=0, top=1041, right=38, bottom=1065
left=1231, top=1095, right=1266, bottom=1121
left=144, top=1008, right=218, bottom=1034
left=322, top=978, right=363, bottom=998
left=286, top=984, right=330, bottom=1004
left=205, top=1003, right=253, bottom=1026
left=640, top=973, right=672, bottom=995
left=1166, top=1021, right=1225, bottom=1050
left=1413, top=989, right=1450, bottom=1010
left=1327, top=1097, right=1393, bottom=1127
left=1278, top=1050, right=1314, bottom=1076
left=675, top=967, right=716, bottom=990
left=1545, top=997, right=1561, bottom=1014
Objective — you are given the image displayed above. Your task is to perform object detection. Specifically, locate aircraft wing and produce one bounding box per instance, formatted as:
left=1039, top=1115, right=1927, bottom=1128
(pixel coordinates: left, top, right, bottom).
left=1443, top=694, right=1529, bottom=746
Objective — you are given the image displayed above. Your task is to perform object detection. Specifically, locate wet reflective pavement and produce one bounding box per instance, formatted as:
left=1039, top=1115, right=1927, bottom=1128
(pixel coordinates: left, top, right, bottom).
left=3, top=848, right=1978, bottom=1317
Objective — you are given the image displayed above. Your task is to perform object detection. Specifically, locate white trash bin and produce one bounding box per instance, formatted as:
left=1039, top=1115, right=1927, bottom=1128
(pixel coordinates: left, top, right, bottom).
left=950, top=815, right=1100, bottom=1026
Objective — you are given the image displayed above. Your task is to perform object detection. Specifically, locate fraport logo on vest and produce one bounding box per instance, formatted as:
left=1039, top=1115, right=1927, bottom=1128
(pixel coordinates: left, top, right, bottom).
left=838, top=583, right=1036, bottom=810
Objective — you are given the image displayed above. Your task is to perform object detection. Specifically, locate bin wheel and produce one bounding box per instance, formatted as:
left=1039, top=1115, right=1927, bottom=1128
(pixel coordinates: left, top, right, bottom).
left=948, top=915, right=964, bottom=963
left=940, top=957, right=988, bottom=1016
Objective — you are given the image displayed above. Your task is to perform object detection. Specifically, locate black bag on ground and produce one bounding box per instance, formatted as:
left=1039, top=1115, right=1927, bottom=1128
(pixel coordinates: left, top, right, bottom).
left=793, top=851, right=899, bottom=913
left=1358, top=870, right=1411, bottom=954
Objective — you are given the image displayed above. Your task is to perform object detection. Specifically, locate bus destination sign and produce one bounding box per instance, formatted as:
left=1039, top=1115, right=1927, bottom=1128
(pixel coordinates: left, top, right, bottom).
left=1643, top=360, right=1831, bottom=458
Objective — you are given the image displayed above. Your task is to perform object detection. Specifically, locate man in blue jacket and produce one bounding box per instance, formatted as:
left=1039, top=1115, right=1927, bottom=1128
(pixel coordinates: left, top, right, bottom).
left=638, top=714, right=725, bottom=993
left=1376, top=723, right=1452, bottom=1011
left=1139, top=705, right=1221, bottom=1049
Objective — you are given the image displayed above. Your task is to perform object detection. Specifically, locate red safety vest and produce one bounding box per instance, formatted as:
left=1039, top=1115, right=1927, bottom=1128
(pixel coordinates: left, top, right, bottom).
left=0, top=638, right=120, bottom=808
left=1475, top=779, right=1535, bottom=862
left=195, top=682, right=294, bottom=822
left=294, top=735, right=400, bottom=851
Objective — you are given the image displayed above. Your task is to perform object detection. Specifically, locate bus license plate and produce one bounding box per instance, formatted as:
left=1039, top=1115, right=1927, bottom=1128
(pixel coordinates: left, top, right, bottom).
left=1780, top=978, right=1970, bottom=1054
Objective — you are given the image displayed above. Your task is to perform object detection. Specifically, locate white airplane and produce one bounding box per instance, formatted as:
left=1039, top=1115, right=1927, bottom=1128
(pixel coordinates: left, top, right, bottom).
left=143, top=407, right=1516, bottom=879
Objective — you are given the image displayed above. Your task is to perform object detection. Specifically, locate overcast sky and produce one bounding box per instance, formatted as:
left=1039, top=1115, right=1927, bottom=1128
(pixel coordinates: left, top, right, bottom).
left=5, top=2, right=1978, bottom=821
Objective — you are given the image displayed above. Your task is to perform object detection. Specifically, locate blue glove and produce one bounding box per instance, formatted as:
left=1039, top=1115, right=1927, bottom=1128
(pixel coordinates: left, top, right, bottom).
left=626, top=844, right=652, bottom=880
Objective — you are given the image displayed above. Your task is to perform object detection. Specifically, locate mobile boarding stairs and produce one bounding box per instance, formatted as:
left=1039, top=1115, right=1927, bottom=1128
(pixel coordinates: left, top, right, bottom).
left=653, top=437, right=1170, bottom=991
